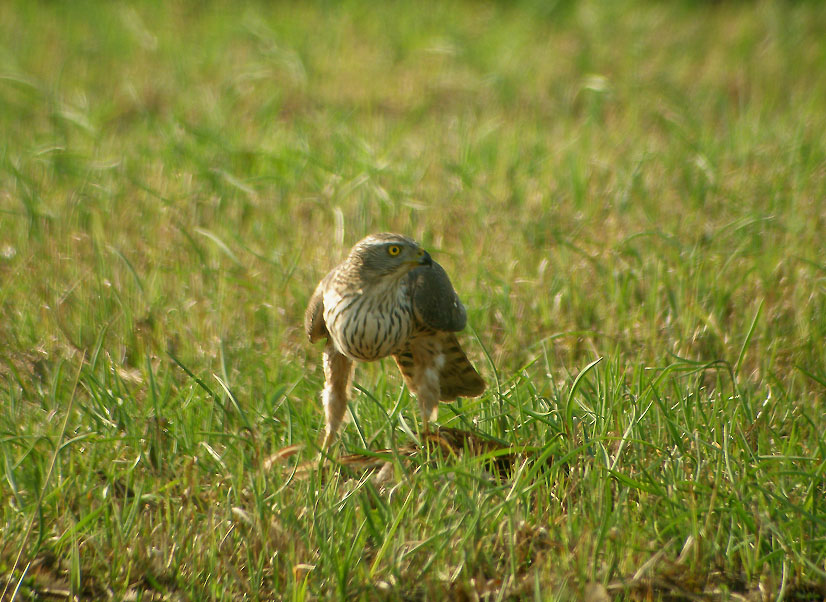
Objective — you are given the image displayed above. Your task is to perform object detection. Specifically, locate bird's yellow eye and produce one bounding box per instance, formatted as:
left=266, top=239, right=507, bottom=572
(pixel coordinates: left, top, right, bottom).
left=387, top=245, right=401, bottom=256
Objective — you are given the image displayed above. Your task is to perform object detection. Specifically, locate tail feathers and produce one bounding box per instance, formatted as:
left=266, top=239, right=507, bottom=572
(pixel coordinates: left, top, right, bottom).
left=393, top=333, right=485, bottom=401
left=437, top=333, right=485, bottom=400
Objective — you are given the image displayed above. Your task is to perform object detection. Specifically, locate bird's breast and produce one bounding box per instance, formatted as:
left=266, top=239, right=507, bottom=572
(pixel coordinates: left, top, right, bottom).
left=323, top=285, right=413, bottom=361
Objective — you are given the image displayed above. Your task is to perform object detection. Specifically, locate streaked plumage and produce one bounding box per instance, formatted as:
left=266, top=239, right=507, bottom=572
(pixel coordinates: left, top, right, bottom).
left=305, top=233, right=485, bottom=448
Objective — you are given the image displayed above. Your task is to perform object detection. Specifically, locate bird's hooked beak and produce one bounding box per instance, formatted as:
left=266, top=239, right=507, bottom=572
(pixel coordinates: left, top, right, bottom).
left=398, top=247, right=431, bottom=272
left=417, top=249, right=432, bottom=267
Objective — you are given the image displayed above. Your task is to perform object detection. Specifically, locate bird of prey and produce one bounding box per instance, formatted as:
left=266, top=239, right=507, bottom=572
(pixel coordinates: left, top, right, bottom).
left=305, top=233, right=485, bottom=448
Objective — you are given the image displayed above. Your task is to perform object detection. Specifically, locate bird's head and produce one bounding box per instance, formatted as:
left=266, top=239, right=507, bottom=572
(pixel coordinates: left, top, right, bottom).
left=347, top=233, right=432, bottom=283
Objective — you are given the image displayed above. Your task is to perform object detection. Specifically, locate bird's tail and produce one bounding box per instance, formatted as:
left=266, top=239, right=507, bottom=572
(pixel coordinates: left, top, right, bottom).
left=393, top=333, right=485, bottom=401
left=437, top=333, right=485, bottom=399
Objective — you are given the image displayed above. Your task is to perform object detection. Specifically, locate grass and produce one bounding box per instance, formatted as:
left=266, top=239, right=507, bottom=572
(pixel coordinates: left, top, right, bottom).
left=1, top=0, right=825, bottom=599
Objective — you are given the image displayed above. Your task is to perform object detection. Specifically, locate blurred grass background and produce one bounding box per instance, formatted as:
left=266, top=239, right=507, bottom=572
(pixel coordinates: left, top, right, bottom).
left=1, top=0, right=825, bottom=599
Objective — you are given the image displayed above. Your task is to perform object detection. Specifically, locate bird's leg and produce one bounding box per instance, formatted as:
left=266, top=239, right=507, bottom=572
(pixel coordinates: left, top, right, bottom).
left=409, top=340, right=449, bottom=447
left=417, top=389, right=455, bottom=456
left=413, top=363, right=441, bottom=446
left=417, top=388, right=438, bottom=439
left=321, top=342, right=354, bottom=450
left=421, top=415, right=431, bottom=438
left=416, top=390, right=442, bottom=452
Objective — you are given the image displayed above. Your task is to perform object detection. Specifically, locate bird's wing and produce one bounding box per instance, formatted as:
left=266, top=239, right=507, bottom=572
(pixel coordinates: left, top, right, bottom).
left=304, top=276, right=329, bottom=343
left=406, top=261, right=468, bottom=332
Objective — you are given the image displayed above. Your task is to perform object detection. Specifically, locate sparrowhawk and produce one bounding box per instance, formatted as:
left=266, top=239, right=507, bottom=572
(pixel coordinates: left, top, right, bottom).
left=305, top=233, right=485, bottom=448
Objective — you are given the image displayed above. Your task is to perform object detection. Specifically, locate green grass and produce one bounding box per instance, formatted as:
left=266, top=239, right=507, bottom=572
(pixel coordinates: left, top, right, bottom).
left=1, top=0, right=825, bottom=599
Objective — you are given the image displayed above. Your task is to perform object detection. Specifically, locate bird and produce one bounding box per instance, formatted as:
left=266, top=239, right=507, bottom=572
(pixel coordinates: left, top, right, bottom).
left=305, top=233, right=485, bottom=449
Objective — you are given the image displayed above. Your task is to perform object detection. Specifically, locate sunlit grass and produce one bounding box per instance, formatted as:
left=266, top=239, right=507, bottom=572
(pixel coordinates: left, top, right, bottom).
left=1, top=0, right=825, bottom=599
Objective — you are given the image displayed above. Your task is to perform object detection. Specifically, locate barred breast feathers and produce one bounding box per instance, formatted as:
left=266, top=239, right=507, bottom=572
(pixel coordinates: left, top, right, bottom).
left=323, top=279, right=413, bottom=361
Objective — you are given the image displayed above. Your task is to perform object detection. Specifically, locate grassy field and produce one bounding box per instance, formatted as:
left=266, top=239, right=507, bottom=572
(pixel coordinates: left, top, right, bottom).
left=1, top=0, right=825, bottom=599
